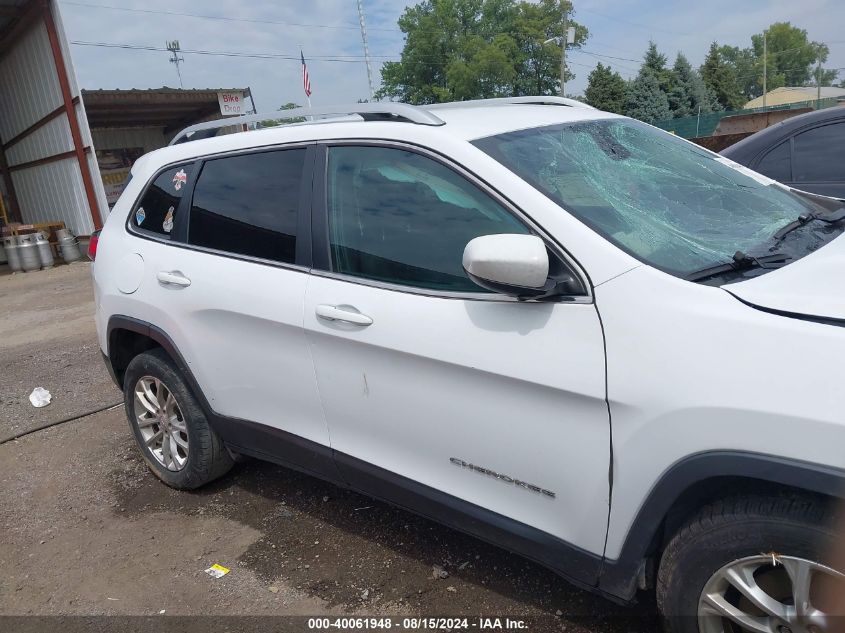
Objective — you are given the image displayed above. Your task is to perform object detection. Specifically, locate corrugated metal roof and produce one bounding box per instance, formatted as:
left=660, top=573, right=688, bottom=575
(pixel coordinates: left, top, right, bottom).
left=745, top=86, right=845, bottom=109
left=783, top=86, right=845, bottom=98
left=0, top=0, right=28, bottom=35
left=82, top=87, right=250, bottom=130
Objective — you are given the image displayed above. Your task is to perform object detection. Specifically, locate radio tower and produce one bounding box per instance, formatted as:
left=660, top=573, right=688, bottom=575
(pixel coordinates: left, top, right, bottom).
left=356, top=0, right=375, bottom=101
left=166, top=40, right=185, bottom=88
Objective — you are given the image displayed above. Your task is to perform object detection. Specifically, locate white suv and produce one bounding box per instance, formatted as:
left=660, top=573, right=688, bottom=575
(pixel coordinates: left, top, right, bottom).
left=92, top=97, right=845, bottom=631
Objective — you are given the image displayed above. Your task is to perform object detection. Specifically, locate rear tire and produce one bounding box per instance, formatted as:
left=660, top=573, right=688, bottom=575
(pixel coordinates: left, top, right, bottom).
left=123, top=348, right=233, bottom=489
left=656, top=494, right=842, bottom=633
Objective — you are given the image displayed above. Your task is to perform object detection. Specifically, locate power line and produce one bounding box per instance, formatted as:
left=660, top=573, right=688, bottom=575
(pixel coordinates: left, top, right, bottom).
left=69, top=41, right=388, bottom=63
left=69, top=40, right=843, bottom=81
left=576, top=7, right=692, bottom=37
left=61, top=1, right=364, bottom=31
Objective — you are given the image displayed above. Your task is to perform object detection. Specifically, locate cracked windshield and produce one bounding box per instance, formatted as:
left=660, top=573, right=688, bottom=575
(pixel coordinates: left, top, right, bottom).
left=476, top=119, right=840, bottom=278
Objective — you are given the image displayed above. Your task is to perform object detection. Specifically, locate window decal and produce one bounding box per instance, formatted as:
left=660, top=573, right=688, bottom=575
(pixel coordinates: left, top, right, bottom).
left=173, top=169, right=187, bottom=191
left=163, top=207, right=174, bottom=233
left=136, top=207, right=146, bottom=225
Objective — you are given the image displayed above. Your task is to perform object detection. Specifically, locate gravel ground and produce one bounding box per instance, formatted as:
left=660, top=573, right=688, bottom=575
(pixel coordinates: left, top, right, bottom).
left=0, top=262, right=120, bottom=441
left=0, top=261, right=658, bottom=631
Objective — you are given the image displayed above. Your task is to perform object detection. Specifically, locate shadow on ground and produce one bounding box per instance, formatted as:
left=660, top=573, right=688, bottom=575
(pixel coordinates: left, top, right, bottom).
left=112, top=454, right=658, bottom=630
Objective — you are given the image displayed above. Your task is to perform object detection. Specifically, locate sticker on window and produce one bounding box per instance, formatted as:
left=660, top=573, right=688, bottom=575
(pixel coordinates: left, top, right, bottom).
left=136, top=207, right=146, bottom=225
left=173, top=169, right=187, bottom=191
left=163, top=206, right=174, bottom=233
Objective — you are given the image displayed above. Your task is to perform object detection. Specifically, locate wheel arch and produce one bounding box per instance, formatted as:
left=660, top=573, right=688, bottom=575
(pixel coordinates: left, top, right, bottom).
left=107, top=317, right=196, bottom=397
left=598, top=451, right=845, bottom=601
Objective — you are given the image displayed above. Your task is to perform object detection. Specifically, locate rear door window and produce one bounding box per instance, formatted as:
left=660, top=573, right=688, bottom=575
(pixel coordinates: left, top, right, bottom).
left=792, top=122, right=845, bottom=183
left=132, top=163, right=195, bottom=239
left=188, top=149, right=306, bottom=264
left=755, top=140, right=792, bottom=182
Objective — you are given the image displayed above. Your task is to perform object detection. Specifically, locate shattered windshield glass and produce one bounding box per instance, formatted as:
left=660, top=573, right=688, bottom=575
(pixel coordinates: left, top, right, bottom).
left=474, top=119, right=837, bottom=278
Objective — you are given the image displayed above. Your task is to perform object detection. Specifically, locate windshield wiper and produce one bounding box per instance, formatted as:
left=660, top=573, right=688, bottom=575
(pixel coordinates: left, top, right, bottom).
left=686, top=251, right=792, bottom=283
left=772, top=206, right=845, bottom=241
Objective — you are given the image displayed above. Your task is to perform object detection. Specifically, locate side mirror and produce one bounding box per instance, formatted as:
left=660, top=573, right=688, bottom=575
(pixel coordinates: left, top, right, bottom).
left=463, top=234, right=550, bottom=299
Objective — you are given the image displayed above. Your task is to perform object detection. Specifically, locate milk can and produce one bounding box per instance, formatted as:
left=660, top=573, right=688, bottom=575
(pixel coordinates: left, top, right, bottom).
left=56, top=228, right=82, bottom=263
left=3, top=236, right=22, bottom=272
left=34, top=232, right=54, bottom=268
left=17, top=234, right=41, bottom=272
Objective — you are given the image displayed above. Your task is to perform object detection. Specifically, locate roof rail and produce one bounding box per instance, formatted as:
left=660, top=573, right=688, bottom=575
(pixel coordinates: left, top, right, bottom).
left=169, top=103, right=445, bottom=145
left=427, top=96, right=595, bottom=110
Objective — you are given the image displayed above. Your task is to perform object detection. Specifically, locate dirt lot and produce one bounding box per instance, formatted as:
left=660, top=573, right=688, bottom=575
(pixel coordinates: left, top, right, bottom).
left=0, top=263, right=656, bottom=631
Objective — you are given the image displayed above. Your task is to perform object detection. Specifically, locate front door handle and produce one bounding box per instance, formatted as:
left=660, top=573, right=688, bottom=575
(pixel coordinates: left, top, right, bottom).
left=157, top=271, right=191, bottom=287
left=316, top=304, right=373, bottom=326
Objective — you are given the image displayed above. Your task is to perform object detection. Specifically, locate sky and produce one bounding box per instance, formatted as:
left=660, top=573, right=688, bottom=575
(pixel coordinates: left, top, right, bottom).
left=60, top=0, right=845, bottom=114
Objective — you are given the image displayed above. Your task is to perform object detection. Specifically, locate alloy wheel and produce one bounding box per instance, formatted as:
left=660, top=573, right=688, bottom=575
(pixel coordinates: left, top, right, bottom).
left=133, top=376, right=189, bottom=471
left=699, top=554, right=845, bottom=633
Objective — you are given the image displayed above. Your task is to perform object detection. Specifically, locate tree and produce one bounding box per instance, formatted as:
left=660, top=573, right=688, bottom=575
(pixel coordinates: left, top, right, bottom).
left=377, top=0, right=588, bottom=103
left=668, top=53, right=720, bottom=118
left=584, top=62, right=626, bottom=113
left=719, top=45, right=760, bottom=101
left=700, top=42, right=743, bottom=110
left=751, top=22, right=836, bottom=89
left=642, top=41, right=673, bottom=93
left=625, top=70, right=671, bottom=124
left=258, top=102, right=305, bottom=127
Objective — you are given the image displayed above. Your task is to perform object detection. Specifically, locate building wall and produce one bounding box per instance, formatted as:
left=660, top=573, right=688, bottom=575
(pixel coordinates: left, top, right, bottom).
left=91, top=127, right=168, bottom=155
left=0, top=1, right=107, bottom=236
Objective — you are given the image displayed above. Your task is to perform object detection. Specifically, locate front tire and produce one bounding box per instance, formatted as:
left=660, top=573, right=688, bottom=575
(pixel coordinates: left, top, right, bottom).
left=657, top=494, right=844, bottom=633
left=123, top=348, right=233, bottom=489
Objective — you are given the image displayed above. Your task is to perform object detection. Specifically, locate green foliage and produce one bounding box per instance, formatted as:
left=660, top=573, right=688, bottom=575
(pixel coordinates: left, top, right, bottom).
left=642, top=41, right=674, bottom=93
left=715, top=23, right=840, bottom=104
left=751, top=22, right=835, bottom=89
left=719, top=45, right=759, bottom=101
left=700, top=42, right=744, bottom=110
left=584, top=62, right=626, bottom=113
left=668, top=53, right=720, bottom=118
left=377, top=0, right=588, bottom=103
left=258, top=103, right=307, bottom=127
left=625, top=69, right=671, bottom=124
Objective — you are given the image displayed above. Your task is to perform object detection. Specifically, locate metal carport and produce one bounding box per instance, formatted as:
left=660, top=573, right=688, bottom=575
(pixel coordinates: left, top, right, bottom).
left=0, top=0, right=106, bottom=236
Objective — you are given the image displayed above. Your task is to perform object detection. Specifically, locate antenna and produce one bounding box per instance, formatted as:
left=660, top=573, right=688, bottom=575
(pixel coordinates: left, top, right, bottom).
left=166, top=40, right=185, bottom=88
left=356, top=0, right=375, bottom=101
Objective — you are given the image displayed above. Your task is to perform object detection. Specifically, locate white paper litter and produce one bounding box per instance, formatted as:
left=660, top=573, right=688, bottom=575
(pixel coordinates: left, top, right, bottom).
left=29, top=387, right=52, bottom=408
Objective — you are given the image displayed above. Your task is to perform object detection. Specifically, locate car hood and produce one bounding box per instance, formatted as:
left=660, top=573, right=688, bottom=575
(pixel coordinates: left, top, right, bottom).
left=725, top=232, right=845, bottom=321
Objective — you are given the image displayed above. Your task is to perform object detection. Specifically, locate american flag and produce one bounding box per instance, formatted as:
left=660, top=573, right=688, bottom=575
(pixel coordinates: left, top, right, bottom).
left=301, top=51, right=312, bottom=98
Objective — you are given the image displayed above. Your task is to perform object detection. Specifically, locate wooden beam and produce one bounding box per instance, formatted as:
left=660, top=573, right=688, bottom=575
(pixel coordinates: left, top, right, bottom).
left=8, top=146, right=92, bottom=172
left=7, top=147, right=91, bottom=172
left=2, top=97, right=78, bottom=151
left=0, top=143, right=22, bottom=222
left=43, top=2, right=102, bottom=230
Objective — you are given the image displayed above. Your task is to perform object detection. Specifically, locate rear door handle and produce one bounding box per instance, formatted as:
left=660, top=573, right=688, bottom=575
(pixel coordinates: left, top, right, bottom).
left=316, top=304, right=373, bottom=326
left=157, top=271, right=191, bottom=287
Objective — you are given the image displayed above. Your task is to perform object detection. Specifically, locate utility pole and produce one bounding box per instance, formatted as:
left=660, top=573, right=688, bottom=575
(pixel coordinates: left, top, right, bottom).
left=356, top=0, right=375, bottom=101
left=762, top=32, right=767, bottom=108
left=816, top=46, right=822, bottom=109
left=166, top=40, right=184, bottom=89
left=560, top=10, right=567, bottom=97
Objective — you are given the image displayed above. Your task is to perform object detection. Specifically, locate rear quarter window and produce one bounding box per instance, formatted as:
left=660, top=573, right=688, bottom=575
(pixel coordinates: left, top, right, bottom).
left=131, top=163, right=195, bottom=238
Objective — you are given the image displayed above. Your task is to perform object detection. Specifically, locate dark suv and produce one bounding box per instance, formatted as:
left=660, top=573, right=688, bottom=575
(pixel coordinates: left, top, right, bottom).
left=721, top=105, right=845, bottom=199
